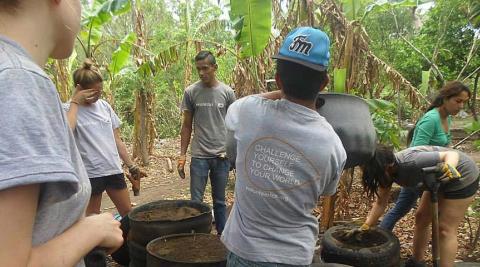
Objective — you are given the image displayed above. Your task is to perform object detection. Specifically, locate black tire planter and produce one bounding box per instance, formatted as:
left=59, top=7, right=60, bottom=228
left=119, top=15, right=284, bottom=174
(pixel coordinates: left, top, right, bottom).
left=321, top=225, right=400, bottom=267
left=128, top=200, right=213, bottom=267
left=316, top=93, right=376, bottom=169
left=84, top=248, right=106, bottom=267
left=111, top=215, right=130, bottom=266
left=129, top=200, right=213, bottom=246
left=128, top=240, right=147, bottom=267
left=146, top=233, right=227, bottom=267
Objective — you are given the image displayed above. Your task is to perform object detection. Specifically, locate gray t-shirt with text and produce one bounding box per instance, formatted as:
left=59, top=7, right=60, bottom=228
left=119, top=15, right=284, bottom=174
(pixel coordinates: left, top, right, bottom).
left=181, top=81, right=236, bottom=158
left=0, top=35, right=90, bottom=267
left=221, top=96, right=347, bottom=265
left=64, top=100, right=123, bottom=178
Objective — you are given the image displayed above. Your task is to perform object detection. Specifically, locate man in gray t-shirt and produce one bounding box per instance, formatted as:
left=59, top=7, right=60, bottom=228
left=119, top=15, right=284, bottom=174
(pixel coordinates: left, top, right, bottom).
left=178, top=51, right=236, bottom=235
left=221, top=27, right=346, bottom=266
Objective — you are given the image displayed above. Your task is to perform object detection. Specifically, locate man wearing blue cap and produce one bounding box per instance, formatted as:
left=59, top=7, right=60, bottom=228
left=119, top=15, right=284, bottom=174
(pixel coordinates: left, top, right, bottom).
left=221, top=27, right=347, bottom=266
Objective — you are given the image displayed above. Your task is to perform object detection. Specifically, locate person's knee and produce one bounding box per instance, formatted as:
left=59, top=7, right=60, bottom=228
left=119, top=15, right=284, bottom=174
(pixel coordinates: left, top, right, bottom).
left=439, top=223, right=456, bottom=240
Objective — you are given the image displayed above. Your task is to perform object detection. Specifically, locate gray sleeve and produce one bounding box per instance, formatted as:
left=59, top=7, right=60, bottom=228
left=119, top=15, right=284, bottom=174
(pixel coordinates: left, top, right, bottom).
left=181, top=89, right=194, bottom=112
left=414, top=151, right=440, bottom=169
left=0, top=69, right=78, bottom=193
left=226, top=88, right=236, bottom=109
left=225, top=97, right=246, bottom=132
left=106, top=102, right=121, bottom=129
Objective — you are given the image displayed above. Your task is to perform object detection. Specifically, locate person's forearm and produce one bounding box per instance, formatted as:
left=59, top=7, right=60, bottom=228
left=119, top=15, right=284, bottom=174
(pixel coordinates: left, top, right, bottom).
left=365, top=187, right=390, bottom=226
left=116, top=139, right=134, bottom=167
left=29, top=218, right=103, bottom=267
left=180, top=126, right=192, bottom=156
left=365, top=200, right=388, bottom=226
left=66, top=103, right=79, bottom=130
left=258, top=90, right=283, bottom=100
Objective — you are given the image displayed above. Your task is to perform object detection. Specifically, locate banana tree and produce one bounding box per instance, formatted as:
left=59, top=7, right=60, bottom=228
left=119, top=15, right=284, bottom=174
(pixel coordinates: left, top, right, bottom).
left=79, top=0, right=131, bottom=58
left=230, top=0, right=272, bottom=92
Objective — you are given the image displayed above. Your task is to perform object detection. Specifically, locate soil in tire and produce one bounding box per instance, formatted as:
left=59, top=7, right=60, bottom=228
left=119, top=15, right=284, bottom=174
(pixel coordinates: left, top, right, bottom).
left=134, top=206, right=202, bottom=221
left=150, top=235, right=227, bottom=262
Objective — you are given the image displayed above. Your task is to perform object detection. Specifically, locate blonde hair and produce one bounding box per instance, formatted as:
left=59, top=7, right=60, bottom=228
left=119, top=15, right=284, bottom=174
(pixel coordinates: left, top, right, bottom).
left=73, top=59, right=103, bottom=89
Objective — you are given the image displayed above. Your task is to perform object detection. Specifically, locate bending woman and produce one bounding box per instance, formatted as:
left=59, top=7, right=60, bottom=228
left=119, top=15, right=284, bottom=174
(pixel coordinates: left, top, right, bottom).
left=380, top=81, right=470, bottom=231
left=361, top=145, right=479, bottom=267
left=65, top=60, right=146, bottom=217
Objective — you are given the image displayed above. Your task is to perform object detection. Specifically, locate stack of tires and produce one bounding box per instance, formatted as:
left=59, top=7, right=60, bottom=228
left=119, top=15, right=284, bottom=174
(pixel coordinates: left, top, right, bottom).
left=126, top=200, right=213, bottom=267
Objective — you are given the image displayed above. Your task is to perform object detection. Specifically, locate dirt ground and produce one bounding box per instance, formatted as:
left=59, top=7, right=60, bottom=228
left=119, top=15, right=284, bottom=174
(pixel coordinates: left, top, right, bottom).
left=104, top=128, right=480, bottom=266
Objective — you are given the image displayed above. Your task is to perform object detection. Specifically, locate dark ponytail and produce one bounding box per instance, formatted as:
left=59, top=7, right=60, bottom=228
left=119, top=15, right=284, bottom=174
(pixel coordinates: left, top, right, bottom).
left=407, top=81, right=471, bottom=144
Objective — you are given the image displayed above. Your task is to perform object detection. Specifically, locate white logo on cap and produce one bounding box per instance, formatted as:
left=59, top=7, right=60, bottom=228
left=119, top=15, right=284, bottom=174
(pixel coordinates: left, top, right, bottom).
left=288, top=35, right=313, bottom=56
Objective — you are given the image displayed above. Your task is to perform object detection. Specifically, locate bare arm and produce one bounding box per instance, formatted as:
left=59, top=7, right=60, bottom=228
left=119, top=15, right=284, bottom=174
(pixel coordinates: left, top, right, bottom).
left=438, top=151, right=460, bottom=167
left=113, top=128, right=134, bottom=167
left=66, top=102, right=80, bottom=130
left=258, top=90, right=283, bottom=100
left=180, top=111, right=193, bottom=157
left=0, top=184, right=122, bottom=267
left=364, top=186, right=392, bottom=227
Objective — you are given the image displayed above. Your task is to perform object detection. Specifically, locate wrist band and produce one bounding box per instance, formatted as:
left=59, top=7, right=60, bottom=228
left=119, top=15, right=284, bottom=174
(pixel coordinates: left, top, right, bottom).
left=70, top=100, right=79, bottom=105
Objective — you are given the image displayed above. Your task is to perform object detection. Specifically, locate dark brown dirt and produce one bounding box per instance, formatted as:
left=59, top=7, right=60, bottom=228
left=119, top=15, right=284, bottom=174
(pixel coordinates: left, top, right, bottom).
left=333, top=230, right=388, bottom=248
left=148, top=234, right=227, bottom=263
left=134, top=206, right=202, bottom=221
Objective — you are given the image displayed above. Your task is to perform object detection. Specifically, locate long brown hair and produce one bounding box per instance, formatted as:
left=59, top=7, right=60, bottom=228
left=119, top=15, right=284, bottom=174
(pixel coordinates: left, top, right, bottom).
left=72, top=59, right=103, bottom=89
left=361, top=144, right=396, bottom=198
left=407, top=81, right=471, bottom=144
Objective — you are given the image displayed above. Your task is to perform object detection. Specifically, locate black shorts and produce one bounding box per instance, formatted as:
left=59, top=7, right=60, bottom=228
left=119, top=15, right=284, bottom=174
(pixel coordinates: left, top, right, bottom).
left=89, top=173, right=127, bottom=195
left=442, top=178, right=479, bottom=199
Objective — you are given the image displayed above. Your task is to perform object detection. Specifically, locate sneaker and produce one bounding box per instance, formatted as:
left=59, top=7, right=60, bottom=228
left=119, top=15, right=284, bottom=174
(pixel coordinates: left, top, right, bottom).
left=404, top=257, right=426, bottom=267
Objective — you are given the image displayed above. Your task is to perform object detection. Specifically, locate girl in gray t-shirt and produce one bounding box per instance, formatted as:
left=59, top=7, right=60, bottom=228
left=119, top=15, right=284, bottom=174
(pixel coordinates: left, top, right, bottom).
left=361, top=145, right=479, bottom=267
left=0, top=1, right=123, bottom=267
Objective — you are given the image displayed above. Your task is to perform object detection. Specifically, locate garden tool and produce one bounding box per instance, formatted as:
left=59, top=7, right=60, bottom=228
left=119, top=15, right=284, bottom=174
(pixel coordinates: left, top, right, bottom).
left=127, top=165, right=147, bottom=196
left=421, top=166, right=441, bottom=267
left=421, top=163, right=462, bottom=267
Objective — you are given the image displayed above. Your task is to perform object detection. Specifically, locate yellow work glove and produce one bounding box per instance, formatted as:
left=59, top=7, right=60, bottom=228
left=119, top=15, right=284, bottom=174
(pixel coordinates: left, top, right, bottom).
left=340, top=223, right=370, bottom=241
left=437, top=163, right=461, bottom=183
left=177, top=155, right=186, bottom=179
left=359, top=223, right=370, bottom=231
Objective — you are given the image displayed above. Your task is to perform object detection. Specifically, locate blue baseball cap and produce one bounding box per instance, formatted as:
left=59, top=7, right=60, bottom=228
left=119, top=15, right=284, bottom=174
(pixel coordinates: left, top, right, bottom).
left=273, top=27, right=330, bottom=71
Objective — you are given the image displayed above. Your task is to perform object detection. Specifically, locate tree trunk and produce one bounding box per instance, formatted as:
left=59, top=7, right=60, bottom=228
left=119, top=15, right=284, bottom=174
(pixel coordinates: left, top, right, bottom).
left=54, top=60, right=71, bottom=102
left=471, top=72, right=479, bottom=121
left=131, top=1, right=156, bottom=165
left=133, top=90, right=149, bottom=165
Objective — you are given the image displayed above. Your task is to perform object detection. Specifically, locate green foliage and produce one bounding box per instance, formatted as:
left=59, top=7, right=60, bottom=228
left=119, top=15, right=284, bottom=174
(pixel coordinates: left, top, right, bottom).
left=365, top=98, right=403, bottom=148
left=364, top=0, right=479, bottom=87
left=80, top=0, right=131, bottom=57
left=363, top=0, right=417, bottom=21
left=108, top=33, right=136, bottom=76
left=465, top=120, right=480, bottom=149
left=230, top=0, right=271, bottom=57
left=334, top=68, right=347, bottom=93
